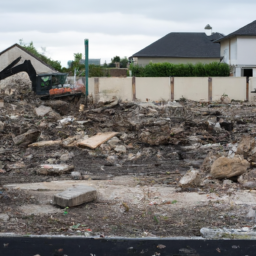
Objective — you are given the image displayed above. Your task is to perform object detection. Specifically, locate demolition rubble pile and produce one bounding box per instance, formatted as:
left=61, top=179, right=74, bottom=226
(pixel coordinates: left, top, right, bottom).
left=1, top=78, right=256, bottom=194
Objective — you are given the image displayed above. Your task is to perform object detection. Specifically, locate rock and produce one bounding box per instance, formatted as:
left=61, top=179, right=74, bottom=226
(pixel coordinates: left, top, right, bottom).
left=178, top=169, right=201, bottom=188
left=44, top=100, right=70, bottom=115
left=107, top=137, right=121, bottom=148
left=120, top=133, right=128, bottom=141
left=106, top=156, right=116, bottom=165
left=200, top=177, right=220, bottom=187
left=46, top=158, right=56, bottom=164
left=60, top=153, right=72, bottom=162
left=201, top=151, right=220, bottom=173
left=223, top=179, right=233, bottom=186
left=0, top=121, right=4, bottom=131
left=114, top=145, right=127, bottom=153
left=236, top=136, right=256, bottom=159
left=53, top=185, right=97, bottom=207
left=210, top=156, right=249, bottom=179
left=47, top=110, right=62, bottom=121
left=243, top=181, right=256, bottom=189
left=0, top=214, right=9, bottom=222
left=35, top=105, right=53, bottom=117
left=170, top=127, right=184, bottom=135
left=37, top=164, right=74, bottom=175
left=28, top=140, right=62, bottom=147
left=220, top=95, right=231, bottom=104
left=13, top=129, right=40, bottom=147
left=237, top=169, right=256, bottom=184
left=71, top=171, right=82, bottom=180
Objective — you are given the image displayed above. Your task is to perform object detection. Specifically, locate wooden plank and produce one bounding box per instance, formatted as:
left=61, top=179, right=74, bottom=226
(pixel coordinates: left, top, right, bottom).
left=171, top=77, right=174, bottom=101
left=78, top=132, right=118, bottom=149
left=208, top=77, right=212, bottom=102
left=132, top=76, right=136, bottom=100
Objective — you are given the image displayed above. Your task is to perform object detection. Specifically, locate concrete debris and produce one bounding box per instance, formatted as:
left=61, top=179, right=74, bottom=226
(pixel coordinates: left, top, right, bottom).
left=220, top=95, right=231, bottom=104
left=37, top=164, right=74, bottom=175
left=178, top=169, right=201, bottom=188
left=35, top=105, right=53, bottom=117
left=71, top=171, right=82, bottom=180
left=78, top=132, right=118, bottom=149
left=114, top=145, right=127, bottom=153
left=210, top=156, right=250, bottom=179
left=0, top=214, right=9, bottom=222
left=53, top=185, right=97, bottom=207
left=107, top=136, right=121, bottom=148
left=13, top=129, right=40, bottom=147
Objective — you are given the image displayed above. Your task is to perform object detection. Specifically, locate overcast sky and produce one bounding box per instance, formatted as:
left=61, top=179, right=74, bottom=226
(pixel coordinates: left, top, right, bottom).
left=1, top=0, right=256, bottom=67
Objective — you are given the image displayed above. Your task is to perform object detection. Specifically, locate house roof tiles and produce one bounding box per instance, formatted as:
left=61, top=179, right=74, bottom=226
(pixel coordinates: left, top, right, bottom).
left=214, top=20, right=256, bottom=43
left=132, top=32, right=222, bottom=58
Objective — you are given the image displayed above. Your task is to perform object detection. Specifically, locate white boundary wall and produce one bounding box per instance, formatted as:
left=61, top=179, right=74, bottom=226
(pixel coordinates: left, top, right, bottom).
left=97, top=77, right=133, bottom=102
left=68, top=76, right=252, bottom=102
left=212, top=77, right=246, bottom=101
left=136, top=77, right=170, bottom=102
left=174, top=78, right=208, bottom=101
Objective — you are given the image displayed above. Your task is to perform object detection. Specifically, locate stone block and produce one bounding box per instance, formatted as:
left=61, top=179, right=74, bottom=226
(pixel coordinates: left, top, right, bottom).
left=53, top=185, right=97, bottom=207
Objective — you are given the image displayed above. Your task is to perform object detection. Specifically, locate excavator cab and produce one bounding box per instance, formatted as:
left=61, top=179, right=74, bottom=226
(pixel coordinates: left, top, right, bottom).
left=35, top=73, right=68, bottom=95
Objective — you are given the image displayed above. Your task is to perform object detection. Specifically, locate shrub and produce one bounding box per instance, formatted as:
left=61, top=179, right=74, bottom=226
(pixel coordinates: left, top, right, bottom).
left=129, top=62, right=230, bottom=77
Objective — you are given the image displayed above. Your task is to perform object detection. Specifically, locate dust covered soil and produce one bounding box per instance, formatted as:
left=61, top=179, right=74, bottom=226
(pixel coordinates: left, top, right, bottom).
left=0, top=183, right=254, bottom=237
left=2, top=76, right=256, bottom=237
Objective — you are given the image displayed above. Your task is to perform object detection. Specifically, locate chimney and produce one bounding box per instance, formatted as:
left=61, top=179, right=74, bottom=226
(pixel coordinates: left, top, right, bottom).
left=204, top=24, right=212, bottom=36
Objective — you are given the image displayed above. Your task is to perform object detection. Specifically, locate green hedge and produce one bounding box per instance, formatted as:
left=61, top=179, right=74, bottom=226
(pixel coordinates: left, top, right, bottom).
left=129, top=62, right=230, bottom=77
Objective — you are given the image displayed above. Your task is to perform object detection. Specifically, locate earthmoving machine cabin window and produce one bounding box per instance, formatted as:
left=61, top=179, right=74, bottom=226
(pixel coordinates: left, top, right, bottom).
left=40, top=74, right=67, bottom=89
left=40, top=76, right=51, bottom=88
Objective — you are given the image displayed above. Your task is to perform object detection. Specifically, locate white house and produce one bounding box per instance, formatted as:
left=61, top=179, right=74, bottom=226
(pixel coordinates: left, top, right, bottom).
left=215, top=20, right=256, bottom=77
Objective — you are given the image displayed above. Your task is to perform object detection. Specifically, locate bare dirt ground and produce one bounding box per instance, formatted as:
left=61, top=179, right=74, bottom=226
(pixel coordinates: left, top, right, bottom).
left=1, top=77, right=256, bottom=238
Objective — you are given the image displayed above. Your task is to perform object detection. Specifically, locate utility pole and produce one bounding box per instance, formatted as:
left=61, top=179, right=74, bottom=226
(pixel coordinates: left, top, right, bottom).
left=84, top=39, right=89, bottom=107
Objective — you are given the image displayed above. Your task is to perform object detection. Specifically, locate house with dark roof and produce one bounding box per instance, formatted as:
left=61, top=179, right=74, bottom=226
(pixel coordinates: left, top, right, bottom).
left=214, top=20, right=256, bottom=77
left=130, top=28, right=223, bottom=67
left=0, top=44, right=57, bottom=74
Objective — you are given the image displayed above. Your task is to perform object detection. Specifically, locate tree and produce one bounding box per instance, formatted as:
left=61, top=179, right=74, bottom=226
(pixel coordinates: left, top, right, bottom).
left=111, top=56, right=120, bottom=63
left=70, top=53, right=84, bottom=75
left=120, top=57, right=128, bottom=68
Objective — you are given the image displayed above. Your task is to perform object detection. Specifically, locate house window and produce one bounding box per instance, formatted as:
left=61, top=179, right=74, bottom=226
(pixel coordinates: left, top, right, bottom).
left=243, top=69, right=253, bottom=77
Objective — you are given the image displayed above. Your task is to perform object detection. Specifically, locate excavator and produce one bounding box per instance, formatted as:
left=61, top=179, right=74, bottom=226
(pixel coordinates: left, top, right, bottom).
left=0, top=57, right=85, bottom=100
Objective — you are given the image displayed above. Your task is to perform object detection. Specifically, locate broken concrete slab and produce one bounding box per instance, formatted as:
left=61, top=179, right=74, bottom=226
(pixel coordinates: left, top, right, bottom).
left=53, top=185, right=97, bottom=207
left=201, top=227, right=256, bottom=239
left=19, top=204, right=62, bottom=215
left=28, top=140, right=62, bottom=148
left=13, top=129, right=40, bottom=147
left=78, top=132, right=118, bottom=149
left=35, top=105, right=53, bottom=117
left=37, top=164, right=74, bottom=175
